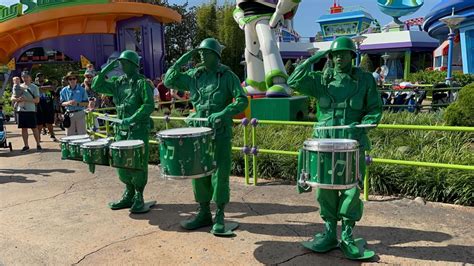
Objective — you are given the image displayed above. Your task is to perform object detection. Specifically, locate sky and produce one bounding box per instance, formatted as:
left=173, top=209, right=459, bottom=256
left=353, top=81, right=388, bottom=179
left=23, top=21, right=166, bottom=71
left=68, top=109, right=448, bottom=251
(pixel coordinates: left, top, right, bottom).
left=0, top=0, right=439, bottom=37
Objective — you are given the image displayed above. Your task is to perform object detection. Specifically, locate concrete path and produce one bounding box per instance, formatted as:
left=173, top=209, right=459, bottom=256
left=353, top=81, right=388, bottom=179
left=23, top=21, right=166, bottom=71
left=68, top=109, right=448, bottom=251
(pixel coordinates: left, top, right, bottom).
left=0, top=124, right=473, bottom=265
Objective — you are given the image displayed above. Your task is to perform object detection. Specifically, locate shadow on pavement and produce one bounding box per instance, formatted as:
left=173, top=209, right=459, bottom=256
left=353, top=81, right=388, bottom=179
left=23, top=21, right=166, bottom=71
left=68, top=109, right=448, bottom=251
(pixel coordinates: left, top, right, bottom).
left=0, top=175, right=37, bottom=184
left=0, top=148, right=60, bottom=157
left=0, top=168, right=75, bottom=178
left=253, top=225, right=471, bottom=264
left=129, top=202, right=318, bottom=235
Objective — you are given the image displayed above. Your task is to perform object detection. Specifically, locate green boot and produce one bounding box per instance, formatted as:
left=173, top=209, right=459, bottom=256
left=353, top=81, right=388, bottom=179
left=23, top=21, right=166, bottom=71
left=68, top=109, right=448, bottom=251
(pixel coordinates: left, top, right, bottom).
left=130, top=191, right=145, bottom=213
left=212, top=205, right=226, bottom=234
left=340, top=220, right=376, bottom=260
left=301, top=220, right=338, bottom=253
left=180, top=202, right=212, bottom=230
left=109, top=186, right=135, bottom=210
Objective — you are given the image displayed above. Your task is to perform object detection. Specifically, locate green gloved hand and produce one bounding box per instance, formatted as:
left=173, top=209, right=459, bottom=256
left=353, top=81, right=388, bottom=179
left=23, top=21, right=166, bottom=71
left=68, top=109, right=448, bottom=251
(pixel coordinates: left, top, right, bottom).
left=101, top=59, right=119, bottom=74
left=208, top=111, right=226, bottom=124
left=305, top=50, right=330, bottom=65
left=121, top=117, right=133, bottom=127
left=175, top=49, right=197, bottom=67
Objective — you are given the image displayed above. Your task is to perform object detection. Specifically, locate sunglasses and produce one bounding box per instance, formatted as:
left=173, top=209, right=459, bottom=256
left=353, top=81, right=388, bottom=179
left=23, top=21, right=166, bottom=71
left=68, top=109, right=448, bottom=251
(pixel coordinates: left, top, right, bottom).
left=68, top=77, right=77, bottom=81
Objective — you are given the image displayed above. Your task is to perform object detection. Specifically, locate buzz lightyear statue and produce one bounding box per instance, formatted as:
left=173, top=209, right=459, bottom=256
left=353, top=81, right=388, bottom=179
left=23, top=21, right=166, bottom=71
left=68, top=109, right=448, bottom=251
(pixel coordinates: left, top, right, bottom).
left=234, top=0, right=300, bottom=97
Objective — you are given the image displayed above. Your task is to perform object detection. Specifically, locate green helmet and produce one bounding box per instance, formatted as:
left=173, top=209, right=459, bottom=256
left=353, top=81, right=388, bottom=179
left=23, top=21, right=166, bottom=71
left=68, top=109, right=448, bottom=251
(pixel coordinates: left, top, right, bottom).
left=197, top=38, right=223, bottom=58
left=118, top=50, right=140, bottom=67
left=329, top=37, right=357, bottom=58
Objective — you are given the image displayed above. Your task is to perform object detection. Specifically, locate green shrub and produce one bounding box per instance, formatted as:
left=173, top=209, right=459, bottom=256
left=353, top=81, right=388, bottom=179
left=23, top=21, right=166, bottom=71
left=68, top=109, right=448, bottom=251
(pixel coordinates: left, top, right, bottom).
left=407, top=70, right=474, bottom=86
left=359, top=54, right=374, bottom=73
left=1, top=85, right=13, bottom=116
left=444, top=83, right=474, bottom=126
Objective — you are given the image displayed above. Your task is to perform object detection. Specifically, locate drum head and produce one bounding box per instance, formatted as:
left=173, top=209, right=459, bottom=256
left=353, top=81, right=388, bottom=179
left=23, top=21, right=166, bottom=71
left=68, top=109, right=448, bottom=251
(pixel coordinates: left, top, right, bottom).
left=70, top=139, right=92, bottom=145
left=110, top=140, right=144, bottom=149
left=157, top=127, right=212, bottom=138
left=82, top=140, right=108, bottom=148
left=60, top=134, right=89, bottom=143
left=304, top=138, right=359, bottom=152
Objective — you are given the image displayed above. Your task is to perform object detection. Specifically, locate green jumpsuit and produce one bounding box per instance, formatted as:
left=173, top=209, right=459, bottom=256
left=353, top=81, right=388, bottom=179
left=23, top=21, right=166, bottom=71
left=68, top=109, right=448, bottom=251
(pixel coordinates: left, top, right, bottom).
left=288, top=50, right=382, bottom=257
left=164, top=63, right=248, bottom=206
left=92, top=72, right=154, bottom=212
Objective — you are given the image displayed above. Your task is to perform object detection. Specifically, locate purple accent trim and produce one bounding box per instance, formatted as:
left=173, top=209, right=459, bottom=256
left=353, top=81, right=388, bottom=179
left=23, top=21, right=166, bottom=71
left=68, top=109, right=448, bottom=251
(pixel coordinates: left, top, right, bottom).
left=251, top=147, right=258, bottom=155
left=360, top=41, right=439, bottom=51
left=13, top=34, right=115, bottom=68
left=280, top=51, right=311, bottom=59
left=250, top=118, right=258, bottom=127
left=241, top=146, right=251, bottom=155
left=241, top=117, right=249, bottom=126
left=116, top=16, right=165, bottom=79
left=365, top=156, right=372, bottom=165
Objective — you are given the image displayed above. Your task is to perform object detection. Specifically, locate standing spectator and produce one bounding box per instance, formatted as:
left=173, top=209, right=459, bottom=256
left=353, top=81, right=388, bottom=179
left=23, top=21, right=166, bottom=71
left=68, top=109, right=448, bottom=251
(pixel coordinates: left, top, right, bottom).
left=60, top=72, right=89, bottom=136
left=157, top=74, right=171, bottom=111
left=372, top=67, right=384, bottom=87
left=153, top=78, right=160, bottom=102
left=37, top=84, right=57, bottom=142
left=36, top=73, right=57, bottom=141
left=11, top=71, right=41, bottom=151
left=54, top=77, right=68, bottom=130
left=82, top=70, right=99, bottom=110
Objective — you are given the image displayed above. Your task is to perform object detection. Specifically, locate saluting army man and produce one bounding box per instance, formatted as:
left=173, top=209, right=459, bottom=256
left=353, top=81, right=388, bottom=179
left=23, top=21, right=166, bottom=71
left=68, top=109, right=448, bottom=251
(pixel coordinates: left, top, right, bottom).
left=92, top=50, right=155, bottom=213
left=288, top=36, right=382, bottom=260
left=164, top=38, right=248, bottom=236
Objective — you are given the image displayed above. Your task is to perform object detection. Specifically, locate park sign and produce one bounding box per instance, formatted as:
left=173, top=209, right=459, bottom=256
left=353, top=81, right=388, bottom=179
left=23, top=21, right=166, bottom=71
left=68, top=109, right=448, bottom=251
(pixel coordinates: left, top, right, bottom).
left=0, top=0, right=109, bottom=23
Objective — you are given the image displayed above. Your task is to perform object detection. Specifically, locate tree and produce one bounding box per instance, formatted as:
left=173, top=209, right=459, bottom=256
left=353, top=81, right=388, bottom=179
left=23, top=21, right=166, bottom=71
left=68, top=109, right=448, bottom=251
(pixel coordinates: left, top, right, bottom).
left=196, top=1, right=218, bottom=42
left=215, top=3, right=245, bottom=79
left=163, top=2, right=198, bottom=68
left=359, top=54, right=374, bottom=72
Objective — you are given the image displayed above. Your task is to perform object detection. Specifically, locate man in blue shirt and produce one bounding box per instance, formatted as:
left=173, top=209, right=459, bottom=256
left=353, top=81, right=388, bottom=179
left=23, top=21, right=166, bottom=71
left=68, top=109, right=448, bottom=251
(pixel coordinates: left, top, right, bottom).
left=60, top=71, right=89, bottom=136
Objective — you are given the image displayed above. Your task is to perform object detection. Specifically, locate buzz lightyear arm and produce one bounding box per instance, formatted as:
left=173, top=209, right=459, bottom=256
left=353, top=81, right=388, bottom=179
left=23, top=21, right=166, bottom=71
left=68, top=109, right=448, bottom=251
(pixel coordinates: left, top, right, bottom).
left=269, top=0, right=301, bottom=28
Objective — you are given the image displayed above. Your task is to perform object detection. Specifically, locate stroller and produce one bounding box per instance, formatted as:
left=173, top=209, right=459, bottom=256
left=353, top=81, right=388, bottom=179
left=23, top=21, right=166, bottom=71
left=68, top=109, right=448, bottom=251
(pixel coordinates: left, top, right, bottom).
left=0, top=110, right=13, bottom=152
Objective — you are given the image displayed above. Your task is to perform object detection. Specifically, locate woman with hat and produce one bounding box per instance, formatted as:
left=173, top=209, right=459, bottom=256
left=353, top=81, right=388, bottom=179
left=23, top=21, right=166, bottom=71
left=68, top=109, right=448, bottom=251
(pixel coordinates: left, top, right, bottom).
left=59, top=71, right=89, bottom=136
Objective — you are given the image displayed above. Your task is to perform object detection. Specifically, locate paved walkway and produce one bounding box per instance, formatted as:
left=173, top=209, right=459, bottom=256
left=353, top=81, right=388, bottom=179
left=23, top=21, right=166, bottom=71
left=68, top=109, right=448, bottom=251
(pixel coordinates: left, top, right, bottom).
left=0, top=124, right=473, bottom=265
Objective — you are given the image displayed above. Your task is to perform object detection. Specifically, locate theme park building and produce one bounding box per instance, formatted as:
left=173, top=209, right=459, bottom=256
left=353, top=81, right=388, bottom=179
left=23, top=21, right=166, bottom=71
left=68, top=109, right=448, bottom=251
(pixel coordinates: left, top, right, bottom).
left=278, top=0, right=439, bottom=81
left=0, top=0, right=180, bottom=85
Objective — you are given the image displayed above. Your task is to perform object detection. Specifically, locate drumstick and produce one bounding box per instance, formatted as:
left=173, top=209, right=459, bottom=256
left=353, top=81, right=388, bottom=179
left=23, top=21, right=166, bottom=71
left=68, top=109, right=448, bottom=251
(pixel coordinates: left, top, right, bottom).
left=97, top=115, right=123, bottom=124
left=315, top=124, right=377, bottom=130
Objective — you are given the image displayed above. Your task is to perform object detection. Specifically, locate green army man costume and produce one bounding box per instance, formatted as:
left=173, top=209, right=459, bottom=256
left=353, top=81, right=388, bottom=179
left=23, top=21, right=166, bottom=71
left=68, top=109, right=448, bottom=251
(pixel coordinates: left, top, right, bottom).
left=164, top=38, right=248, bottom=236
left=288, top=37, right=382, bottom=260
left=92, top=50, right=155, bottom=213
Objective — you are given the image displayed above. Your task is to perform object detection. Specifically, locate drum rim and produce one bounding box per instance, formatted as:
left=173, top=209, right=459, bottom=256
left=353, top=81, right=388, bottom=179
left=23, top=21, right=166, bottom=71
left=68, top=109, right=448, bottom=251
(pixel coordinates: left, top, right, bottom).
left=156, top=127, right=213, bottom=138
left=69, top=139, right=92, bottom=145
left=160, top=167, right=216, bottom=179
left=304, top=181, right=359, bottom=190
left=60, top=134, right=90, bottom=143
left=81, top=141, right=109, bottom=148
left=303, top=138, right=359, bottom=151
left=110, top=140, right=145, bottom=149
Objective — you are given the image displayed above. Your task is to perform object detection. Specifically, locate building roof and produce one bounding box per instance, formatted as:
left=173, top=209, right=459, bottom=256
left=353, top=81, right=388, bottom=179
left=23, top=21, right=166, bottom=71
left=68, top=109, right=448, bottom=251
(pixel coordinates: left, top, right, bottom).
left=316, top=9, right=374, bottom=23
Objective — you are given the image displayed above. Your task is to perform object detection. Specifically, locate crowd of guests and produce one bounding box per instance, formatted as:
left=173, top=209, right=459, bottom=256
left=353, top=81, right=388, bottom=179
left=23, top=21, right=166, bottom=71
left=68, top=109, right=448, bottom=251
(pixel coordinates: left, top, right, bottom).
left=8, top=64, right=191, bottom=152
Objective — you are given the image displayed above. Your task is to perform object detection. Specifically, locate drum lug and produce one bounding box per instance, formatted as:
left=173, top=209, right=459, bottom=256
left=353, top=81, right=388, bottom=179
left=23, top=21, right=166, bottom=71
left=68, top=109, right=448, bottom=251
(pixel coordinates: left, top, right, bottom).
left=298, top=171, right=312, bottom=191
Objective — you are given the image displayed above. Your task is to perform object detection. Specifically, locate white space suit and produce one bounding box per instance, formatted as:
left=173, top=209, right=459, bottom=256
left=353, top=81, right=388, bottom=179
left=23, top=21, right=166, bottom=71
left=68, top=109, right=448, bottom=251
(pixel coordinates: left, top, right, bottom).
left=234, top=0, right=300, bottom=97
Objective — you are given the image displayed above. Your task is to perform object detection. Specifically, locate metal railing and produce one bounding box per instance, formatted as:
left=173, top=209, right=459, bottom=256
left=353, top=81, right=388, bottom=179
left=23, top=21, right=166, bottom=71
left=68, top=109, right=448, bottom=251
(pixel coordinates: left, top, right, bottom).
left=85, top=108, right=474, bottom=201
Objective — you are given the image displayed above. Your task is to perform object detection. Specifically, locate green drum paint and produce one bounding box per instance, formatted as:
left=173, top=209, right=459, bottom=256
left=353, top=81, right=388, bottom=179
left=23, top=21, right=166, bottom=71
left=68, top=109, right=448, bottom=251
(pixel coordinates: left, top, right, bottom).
left=157, top=127, right=216, bottom=179
left=82, top=140, right=110, bottom=166
left=68, top=138, right=92, bottom=161
left=59, top=134, right=90, bottom=160
left=109, top=140, right=145, bottom=170
left=297, top=139, right=360, bottom=191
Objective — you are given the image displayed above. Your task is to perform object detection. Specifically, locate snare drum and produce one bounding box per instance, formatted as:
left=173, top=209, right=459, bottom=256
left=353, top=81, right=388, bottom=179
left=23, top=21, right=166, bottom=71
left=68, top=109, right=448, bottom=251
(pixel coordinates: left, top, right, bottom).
left=60, top=134, right=89, bottom=160
left=109, top=140, right=145, bottom=170
left=156, top=127, right=215, bottom=179
left=68, top=138, right=92, bottom=161
left=82, top=140, right=111, bottom=166
left=297, top=138, right=360, bottom=190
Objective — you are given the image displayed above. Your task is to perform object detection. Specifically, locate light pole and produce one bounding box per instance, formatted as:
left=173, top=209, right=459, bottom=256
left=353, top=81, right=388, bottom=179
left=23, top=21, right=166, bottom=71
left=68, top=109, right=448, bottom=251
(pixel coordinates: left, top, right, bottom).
left=439, top=7, right=465, bottom=85
left=352, top=34, right=367, bottom=67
